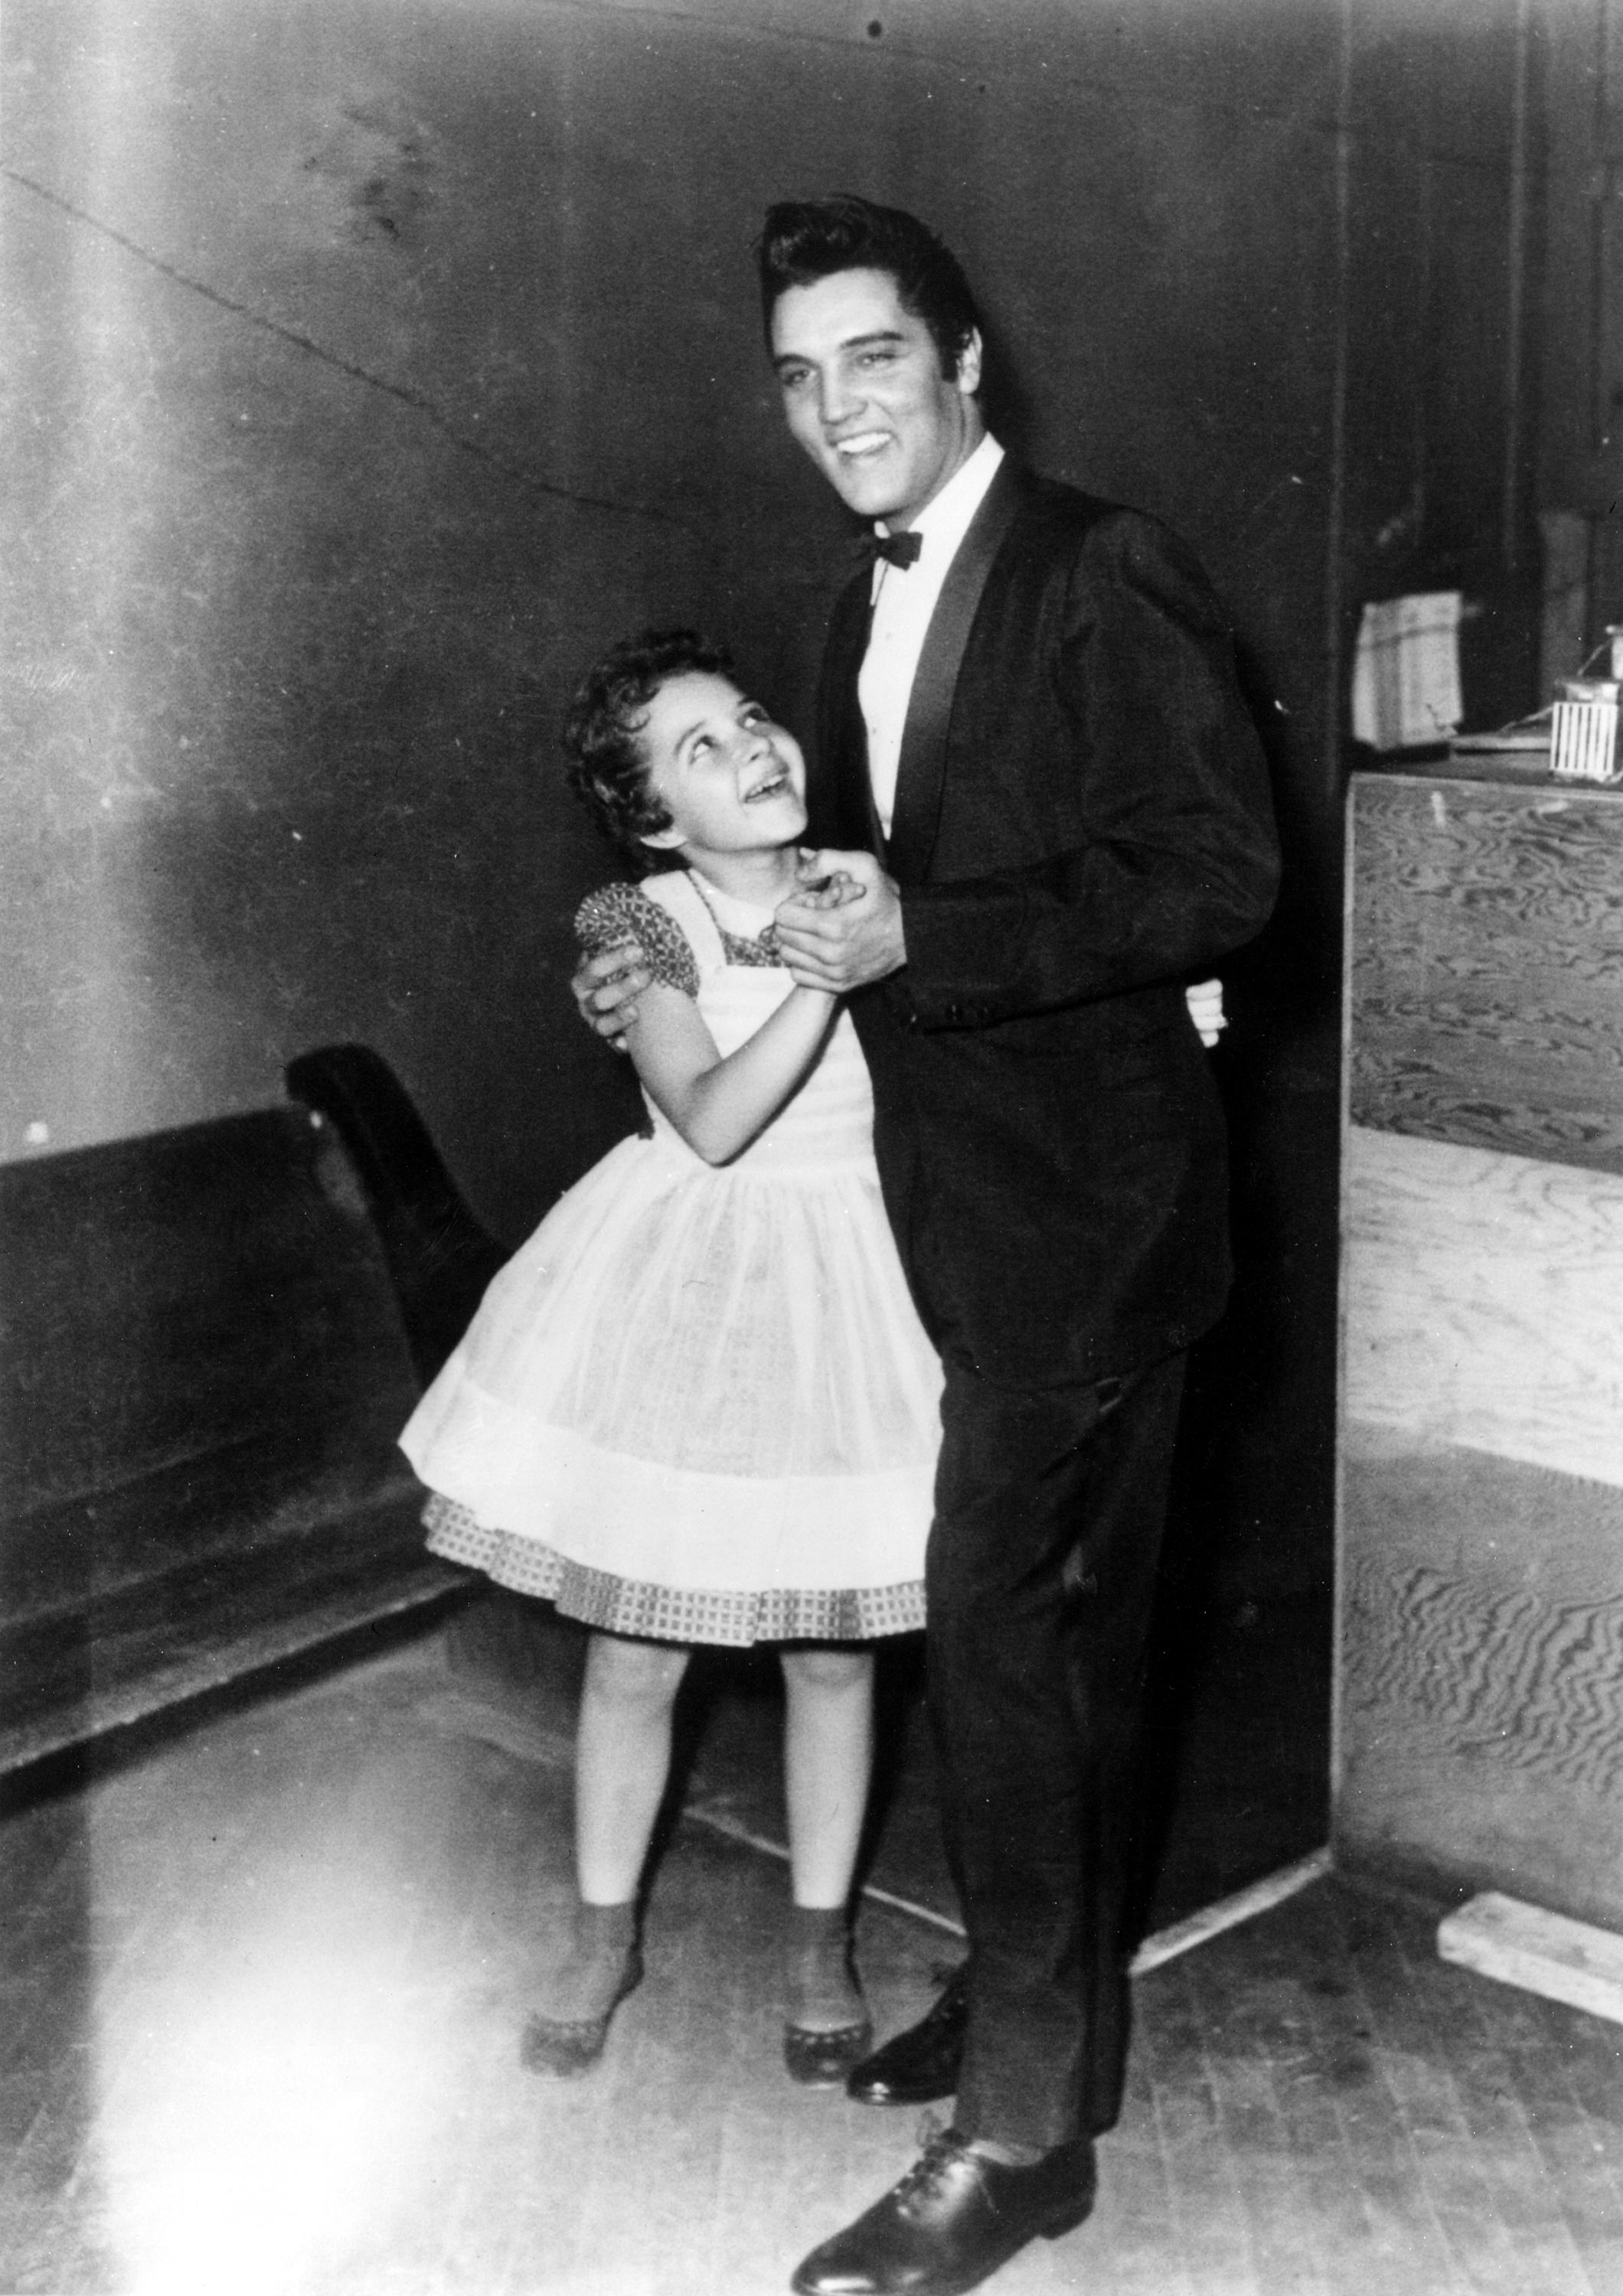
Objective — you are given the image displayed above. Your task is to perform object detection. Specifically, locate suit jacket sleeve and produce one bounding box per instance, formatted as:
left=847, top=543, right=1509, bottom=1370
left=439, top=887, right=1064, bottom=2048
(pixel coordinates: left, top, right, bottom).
left=895, top=510, right=1279, bottom=1029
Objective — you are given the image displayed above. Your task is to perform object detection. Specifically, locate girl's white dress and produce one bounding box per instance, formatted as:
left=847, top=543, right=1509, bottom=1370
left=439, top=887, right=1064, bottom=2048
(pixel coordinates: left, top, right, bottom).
left=400, top=868, right=942, bottom=1647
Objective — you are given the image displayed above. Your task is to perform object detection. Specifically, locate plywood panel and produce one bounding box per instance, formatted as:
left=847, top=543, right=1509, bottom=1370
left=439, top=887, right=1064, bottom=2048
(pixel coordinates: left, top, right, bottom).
left=1337, top=1434, right=1623, bottom=1929
left=1344, top=1124, right=1623, bottom=1488
left=1349, top=778, right=1623, bottom=1175
left=1339, top=771, right=1623, bottom=1929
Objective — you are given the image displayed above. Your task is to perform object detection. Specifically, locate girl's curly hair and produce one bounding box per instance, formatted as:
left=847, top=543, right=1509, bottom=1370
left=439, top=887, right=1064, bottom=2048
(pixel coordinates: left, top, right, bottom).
left=562, top=627, right=734, bottom=875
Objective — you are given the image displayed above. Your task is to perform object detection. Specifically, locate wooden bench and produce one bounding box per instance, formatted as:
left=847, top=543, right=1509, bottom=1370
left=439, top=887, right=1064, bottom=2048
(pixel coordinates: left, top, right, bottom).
left=0, top=1049, right=506, bottom=1776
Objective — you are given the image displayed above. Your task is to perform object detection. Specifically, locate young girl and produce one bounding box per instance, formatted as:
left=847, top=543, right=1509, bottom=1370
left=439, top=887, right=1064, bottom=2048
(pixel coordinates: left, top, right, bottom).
left=402, top=628, right=1227, bottom=2088
left=400, top=628, right=942, bottom=2087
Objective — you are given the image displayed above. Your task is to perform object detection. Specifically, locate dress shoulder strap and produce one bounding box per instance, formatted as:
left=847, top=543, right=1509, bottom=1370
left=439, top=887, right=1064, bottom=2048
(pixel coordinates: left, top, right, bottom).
left=573, top=879, right=701, bottom=999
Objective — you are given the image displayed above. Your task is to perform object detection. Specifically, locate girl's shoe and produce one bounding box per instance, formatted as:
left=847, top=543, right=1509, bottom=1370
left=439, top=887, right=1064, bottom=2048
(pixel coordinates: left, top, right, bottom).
left=783, top=2013, right=874, bottom=2087
left=783, top=1903, right=871, bottom=2088
left=521, top=1900, right=642, bottom=2078
left=521, top=1948, right=643, bottom=2076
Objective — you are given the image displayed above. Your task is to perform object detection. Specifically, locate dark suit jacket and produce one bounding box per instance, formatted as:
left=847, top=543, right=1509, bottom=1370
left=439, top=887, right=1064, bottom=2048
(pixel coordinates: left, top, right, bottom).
left=812, top=458, right=1280, bottom=1390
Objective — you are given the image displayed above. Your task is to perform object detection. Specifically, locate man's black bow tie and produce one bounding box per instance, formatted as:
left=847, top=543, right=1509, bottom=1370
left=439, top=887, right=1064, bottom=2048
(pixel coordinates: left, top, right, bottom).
left=857, top=527, right=923, bottom=570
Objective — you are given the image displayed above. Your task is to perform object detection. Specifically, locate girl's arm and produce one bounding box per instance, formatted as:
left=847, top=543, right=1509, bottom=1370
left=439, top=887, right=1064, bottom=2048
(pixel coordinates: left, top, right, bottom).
left=622, top=978, right=838, bottom=1165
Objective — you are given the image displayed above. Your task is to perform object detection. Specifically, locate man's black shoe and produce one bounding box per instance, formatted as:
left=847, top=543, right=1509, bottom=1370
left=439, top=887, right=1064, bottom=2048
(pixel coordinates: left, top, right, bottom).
left=845, top=1965, right=968, bottom=2107
left=789, top=2125, right=1096, bottom=2296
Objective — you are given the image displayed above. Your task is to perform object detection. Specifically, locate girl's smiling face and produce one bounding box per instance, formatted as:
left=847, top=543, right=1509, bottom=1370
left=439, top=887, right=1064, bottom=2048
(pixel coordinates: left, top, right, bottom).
left=638, top=671, right=808, bottom=864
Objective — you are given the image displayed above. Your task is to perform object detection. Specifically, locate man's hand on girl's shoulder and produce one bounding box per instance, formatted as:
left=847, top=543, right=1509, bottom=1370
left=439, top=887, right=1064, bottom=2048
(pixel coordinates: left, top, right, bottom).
left=1185, top=977, right=1226, bottom=1050
left=572, top=942, right=651, bottom=1049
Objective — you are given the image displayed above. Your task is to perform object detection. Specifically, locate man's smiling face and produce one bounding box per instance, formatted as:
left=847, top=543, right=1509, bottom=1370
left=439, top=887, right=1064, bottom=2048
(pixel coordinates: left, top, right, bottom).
left=769, top=266, right=984, bottom=531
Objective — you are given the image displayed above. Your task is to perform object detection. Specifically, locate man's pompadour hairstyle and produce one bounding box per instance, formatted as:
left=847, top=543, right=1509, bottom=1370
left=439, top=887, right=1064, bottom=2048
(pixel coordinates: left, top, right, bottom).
left=756, top=194, right=981, bottom=380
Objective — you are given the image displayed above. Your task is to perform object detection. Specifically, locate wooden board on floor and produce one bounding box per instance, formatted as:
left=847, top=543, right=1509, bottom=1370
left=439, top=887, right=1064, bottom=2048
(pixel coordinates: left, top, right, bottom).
left=1440, top=1892, right=1623, bottom=2027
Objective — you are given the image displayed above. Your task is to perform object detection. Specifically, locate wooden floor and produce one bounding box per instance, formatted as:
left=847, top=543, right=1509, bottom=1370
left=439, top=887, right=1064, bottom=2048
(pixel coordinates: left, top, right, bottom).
left=2, top=1597, right=1620, bottom=2296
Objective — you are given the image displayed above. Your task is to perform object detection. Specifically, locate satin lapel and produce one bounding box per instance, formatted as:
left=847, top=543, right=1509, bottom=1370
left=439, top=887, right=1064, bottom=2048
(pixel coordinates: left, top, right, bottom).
left=886, top=461, right=1032, bottom=885
left=821, top=572, right=887, bottom=857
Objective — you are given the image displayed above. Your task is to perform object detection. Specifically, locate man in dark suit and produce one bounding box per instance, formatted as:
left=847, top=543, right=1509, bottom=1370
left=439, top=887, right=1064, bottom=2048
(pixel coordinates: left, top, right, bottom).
left=574, top=194, right=1277, bottom=2294
left=756, top=196, right=1280, bottom=2296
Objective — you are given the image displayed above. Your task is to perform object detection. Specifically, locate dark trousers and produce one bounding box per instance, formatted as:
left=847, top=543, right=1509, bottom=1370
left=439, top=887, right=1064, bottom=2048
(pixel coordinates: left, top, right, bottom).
left=925, top=1350, right=1187, bottom=2153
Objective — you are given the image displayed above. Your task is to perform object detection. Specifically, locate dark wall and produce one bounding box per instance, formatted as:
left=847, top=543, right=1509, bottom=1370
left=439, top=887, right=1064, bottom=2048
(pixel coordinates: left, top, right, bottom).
left=1, top=0, right=1560, bottom=1593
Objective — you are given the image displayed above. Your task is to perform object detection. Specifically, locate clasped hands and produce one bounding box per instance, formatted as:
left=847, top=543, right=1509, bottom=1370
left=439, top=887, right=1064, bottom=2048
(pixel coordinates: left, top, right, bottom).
left=772, top=849, right=907, bottom=992
left=573, top=850, right=905, bottom=1042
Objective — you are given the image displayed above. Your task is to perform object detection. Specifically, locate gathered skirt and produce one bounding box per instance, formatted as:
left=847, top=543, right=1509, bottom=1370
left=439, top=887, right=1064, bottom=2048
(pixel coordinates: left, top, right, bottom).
left=400, top=1125, right=942, bottom=1646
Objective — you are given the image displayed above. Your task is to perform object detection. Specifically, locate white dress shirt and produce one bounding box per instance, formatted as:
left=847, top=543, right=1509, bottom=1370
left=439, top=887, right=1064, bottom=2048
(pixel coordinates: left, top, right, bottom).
left=858, top=432, right=1005, bottom=838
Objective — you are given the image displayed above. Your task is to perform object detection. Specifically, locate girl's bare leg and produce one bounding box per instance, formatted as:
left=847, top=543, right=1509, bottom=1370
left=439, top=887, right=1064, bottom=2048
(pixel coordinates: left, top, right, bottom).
left=523, top=1629, right=691, bottom=2074
left=576, top=1629, right=693, bottom=1900
left=779, top=1644, right=874, bottom=2063
left=780, top=1643, right=875, bottom=1907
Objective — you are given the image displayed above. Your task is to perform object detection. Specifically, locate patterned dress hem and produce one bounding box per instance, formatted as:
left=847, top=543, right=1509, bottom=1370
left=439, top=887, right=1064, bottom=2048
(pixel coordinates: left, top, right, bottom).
left=423, top=1493, right=926, bottom=1647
